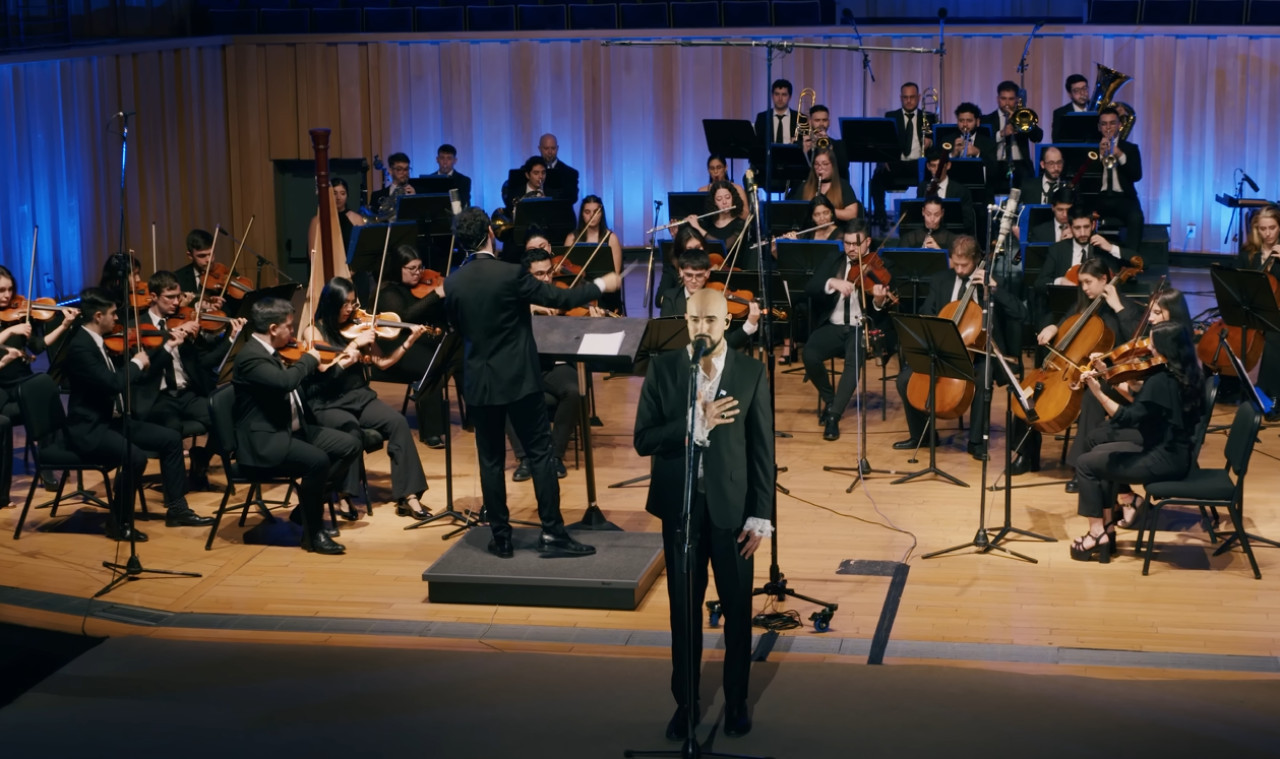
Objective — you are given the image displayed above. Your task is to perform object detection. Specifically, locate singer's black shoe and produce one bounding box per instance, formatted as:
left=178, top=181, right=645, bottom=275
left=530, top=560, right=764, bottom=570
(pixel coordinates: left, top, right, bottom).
left=538, top=531, right=595, bottom=557
left=823, top=415, right=841, bottom=442
left=512, top=459, right=532, bottom=482
left=724, top=701, right=753, bottom=737
left=105, top=523, right=149, bottom=542
left=1064, top=477, right=1079, bottom=494
left=665, top=704, right=701, bottom=742
left=487, top=536, right=514, bottom=559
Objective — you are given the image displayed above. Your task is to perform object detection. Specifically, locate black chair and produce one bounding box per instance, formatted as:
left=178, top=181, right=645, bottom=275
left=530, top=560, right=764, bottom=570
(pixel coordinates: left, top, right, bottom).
left=259, top=8, right=311, bottom=33
left=1139, top=0, right=1194, bottom=22
left=1194, top=0, right=1247, bottom=23
left=417, top=5, right=466, bottom=31
left=722, top=0, right=771, bottom=25
left=671, top=0, right=719, bottom=26
left=771, top=0, right=821, bottom=24
left=12, top=375, right=126, bottom=540
left=1248, top=0, right=1280, bottom=22
left=518, top=4, right=568, bottom=30
left=312, top=7, right=363, bottom=32
left=206, top=8, right=260, bottom=34
left=354, top=427, right=386, bottom=515
left=364, top=7, right=415, bottom=31
left=204, top=385, right=317, bottom=550
left=469, top=5, right=517, bottom=31
left=619, top=2, right=669, bottom=27
left=1137, top=399, right=1264, bottom=578
left=1089, top=0, right=1140, bottom=22
left=568, top=3, right=618, bottom=28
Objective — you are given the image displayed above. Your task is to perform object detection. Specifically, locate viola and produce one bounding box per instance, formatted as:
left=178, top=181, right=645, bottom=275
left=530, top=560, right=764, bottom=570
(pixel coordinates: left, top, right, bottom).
left=708, top=253, right=742, bottom=272
left=204, top=262, right=254, bottom=300
left=340, top=309, right=442, bottom=341
left=1098, top=347, right=1168, bottom=386
left=0, top=296, right=63, bottom=323
left=549, top=255, right=581, bottom=276
left=128, top=284, right=150, bottom=309
left=846, top=251, right=900, bottom=305
left=103, top=323, right=166, bottom=354
left=705, top=282, right=787, bottom=321
left=167, top=306, right=236, bottom=333
left=277, top=339, right=370, bottom=365
left=409, top=269, right=445, bottom=298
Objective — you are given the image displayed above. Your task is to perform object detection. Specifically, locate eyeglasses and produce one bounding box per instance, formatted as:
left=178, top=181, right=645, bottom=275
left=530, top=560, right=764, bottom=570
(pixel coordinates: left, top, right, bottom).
left=403, top=264, right=423, bottom=273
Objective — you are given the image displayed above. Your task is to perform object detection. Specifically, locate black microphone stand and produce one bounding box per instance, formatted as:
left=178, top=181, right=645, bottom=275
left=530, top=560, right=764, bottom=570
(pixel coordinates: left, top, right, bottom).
left=218, top=228, right=296, bottom=286
left=625, top=344, right=765, bottom=759
left=646, top=200, right=662, bottom=319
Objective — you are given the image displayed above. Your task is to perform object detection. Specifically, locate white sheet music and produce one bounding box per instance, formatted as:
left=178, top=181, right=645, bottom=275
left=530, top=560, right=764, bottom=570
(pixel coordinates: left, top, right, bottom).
left=578, top=331, right=625, bottom=356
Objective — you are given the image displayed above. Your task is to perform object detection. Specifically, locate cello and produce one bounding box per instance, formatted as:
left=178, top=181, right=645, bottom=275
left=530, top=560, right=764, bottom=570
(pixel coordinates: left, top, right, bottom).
left=904, top=268, right=986, bottom=420
left=1013, top=257, right=1143, bottom=434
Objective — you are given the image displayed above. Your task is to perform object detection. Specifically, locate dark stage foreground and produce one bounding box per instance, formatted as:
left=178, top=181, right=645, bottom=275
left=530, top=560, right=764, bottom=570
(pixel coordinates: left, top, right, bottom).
left=422, top=527, right=665, bottom=609
left=3, top=637, right=1279, bottom=758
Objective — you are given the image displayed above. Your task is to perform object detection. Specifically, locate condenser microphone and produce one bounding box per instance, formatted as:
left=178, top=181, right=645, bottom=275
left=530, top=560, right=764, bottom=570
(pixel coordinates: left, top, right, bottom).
left=992, top=188, right=1022, bottom=255
left=449, top=188, right=462, bottom=216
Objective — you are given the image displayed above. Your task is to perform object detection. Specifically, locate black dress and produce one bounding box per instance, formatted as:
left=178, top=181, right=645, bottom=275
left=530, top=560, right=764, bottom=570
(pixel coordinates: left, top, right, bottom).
left=370, top=282, right=457, bottom=441
left=0, top=318, right=62, bottom=500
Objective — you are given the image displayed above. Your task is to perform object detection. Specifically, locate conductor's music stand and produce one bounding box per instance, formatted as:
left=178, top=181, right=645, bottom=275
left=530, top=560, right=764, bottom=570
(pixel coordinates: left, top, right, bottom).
left=889, top=314, right=973, bottom=488
left=608, top=317, right=690, bottom=489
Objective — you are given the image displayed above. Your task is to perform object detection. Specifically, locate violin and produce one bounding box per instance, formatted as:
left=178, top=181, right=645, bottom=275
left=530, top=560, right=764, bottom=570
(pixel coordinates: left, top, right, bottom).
left=708, top=253, right=742, bottom=272
left=277, top=339, right=371, bottom=365
left=129, top=285, right=151, bottom=309
left=167, top=306, right=236, bottom=333
left=409, top=269, right=445, bottom=298
left=549, top=255, right=582, bottom=276
left=705, top=283, right=787, bottom=320
left=846, top=251, right=900, bottom=305
left=204, top=262, right=254, bottom=300
left=103, top=323, right=166, bottom=354
left=340, top=309, right=442, bottom=341
left=1094, top=338, right=1168, bottom=385
left=0, top=295, right=63, bottom=323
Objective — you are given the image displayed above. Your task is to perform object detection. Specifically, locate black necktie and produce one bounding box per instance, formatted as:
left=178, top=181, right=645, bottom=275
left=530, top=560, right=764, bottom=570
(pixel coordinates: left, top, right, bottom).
left=775, top=114, right=784, bottom=143
left=906, top=111, right=915, bottom=134
left=159, top=320, right=178, bottom=391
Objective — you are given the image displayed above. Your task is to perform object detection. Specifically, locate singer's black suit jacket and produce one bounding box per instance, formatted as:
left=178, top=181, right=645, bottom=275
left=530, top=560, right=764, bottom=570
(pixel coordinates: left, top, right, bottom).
left=634, top=347, right=773, bottom=530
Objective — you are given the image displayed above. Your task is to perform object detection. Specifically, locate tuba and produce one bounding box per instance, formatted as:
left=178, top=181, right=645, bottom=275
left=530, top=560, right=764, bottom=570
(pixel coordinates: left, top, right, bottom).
left=1090, top=63, right=1136, bottom=139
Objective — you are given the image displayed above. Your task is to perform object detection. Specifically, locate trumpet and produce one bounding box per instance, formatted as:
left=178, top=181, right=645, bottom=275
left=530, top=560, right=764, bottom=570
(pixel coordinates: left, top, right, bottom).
left=1099, top=138, right=1118, bottom=170
left=943, top=131, right=972, bottom=158
left=645, top=208, right=721, bottom=235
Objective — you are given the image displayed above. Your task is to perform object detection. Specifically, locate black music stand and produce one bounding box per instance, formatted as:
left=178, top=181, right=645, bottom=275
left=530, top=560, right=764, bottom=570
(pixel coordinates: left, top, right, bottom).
left=764, top=200, right=811, bottom=235
left=609, top=317, right=690, bottom=489
left=347, top=221, right=418, bottom=306
left=895, top=198, right=966, bottom=232
left=880, top=249, right=947, bottom=315
left=769, top=143, right=810, bottom=188
left=945, top=158, right=987, bottom=193
left=395, top=194, right=452, bottom=236
left=703, top=118, right=757, bottom=181
left=839, top=117, right=901, bottom=163
left=667, top=192, right=706, bottom=223
left=774, top=241, right=835, bottom=374
left=889, top=314, right=972, bottom=488
left=515, top=197, right=575, bottom=242
left=1055, top=113, right=1101, bottom=144
left=532, top=316, right=649, bottom=529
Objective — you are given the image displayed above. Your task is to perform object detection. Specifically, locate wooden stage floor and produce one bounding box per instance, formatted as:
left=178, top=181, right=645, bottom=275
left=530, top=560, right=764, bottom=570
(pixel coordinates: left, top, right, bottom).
left=1, top=270, right=1278, bottom=676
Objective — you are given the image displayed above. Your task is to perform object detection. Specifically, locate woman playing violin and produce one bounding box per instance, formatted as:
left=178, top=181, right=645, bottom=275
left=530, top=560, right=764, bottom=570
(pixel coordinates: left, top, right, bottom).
left=99, top=252, right=148, bottom=314
left=564, top=195, right=625, bottom=315
left=1243, top=205, right=1280, bottom=417
left=301, top=277, right=432, bottom=520
left=697, top=154, right=750, bottom=220
left=687, top=181, right=748, bottom=266
left=1069, top=321, right=1204, bottom=562
left=307, top=177, right=367, bottom=252
left=768, top=195, right=840, bottom=364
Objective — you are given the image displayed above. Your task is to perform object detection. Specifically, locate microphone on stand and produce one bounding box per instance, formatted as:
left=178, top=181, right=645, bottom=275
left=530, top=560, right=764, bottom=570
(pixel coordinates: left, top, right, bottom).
left=690, top=337, right=709, bottom=364
left=449, top=188, right=462, bottom=216
left=992, top=188, right=1022, bottom=258
left=1241, top=171, right=1260, bottom=194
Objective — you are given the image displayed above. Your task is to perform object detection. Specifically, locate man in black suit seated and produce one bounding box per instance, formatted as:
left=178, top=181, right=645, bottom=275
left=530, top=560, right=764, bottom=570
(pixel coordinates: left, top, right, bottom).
left=136, top=270, right=246, bottom=490
left=1029, top=187, right=1078, bottom=244
left=63, top=287, right=212, bottom=542
left=659, top=247, right=760, bottom=349
left=539, top=133, right=579, bottom=206
left=982, top=80, right=1044, bottom=193
left=892, top=235, right=1026, bottom=458
left=1089, top=106, right=1146, bottom=247
left=892, top=196, right=957, bottom=250
left=803, top=219, right=892, bottom=442
left=369, top=151, right=416, bottom=217
left=429, top=143, right=471, bottom=207
left=1033, top=204, right=1129, bottom=308
left=870, top=81, right=937, bottom=228
left=175, top=229, right=228, bottom=314
left=916, top=149, right=976, bottom=235
left=1050, top=74, right=1093, bottom=144
left=1019, top=146, right=1068, bottom=206
left=634, top=287, right=773, bottom=741
left=444, top=207, right=621, bottom=559
left=232, top=297, right=360, bottom=555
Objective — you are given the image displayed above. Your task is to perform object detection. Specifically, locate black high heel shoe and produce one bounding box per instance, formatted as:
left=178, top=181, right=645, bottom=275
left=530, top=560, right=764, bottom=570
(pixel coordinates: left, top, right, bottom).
left=1114, top=495, right=1146, bottom=530
left=396, top=498, right=430, bottom=519
left=1069, top=530, right=1114, bottom=563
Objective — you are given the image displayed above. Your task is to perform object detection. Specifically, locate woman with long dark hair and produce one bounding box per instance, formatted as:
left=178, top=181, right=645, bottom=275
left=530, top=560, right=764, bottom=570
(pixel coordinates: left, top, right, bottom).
left=1069, top=321, right=1205, bottom=562
left=789, top=148, right=860, bottom=222
left=302, top=277, right=433, bottom=519
left=697, top=154, right=749, bottom=219
left=686, top=180, right=747, bottom=261
left=566, top=195, right=625, bottom=313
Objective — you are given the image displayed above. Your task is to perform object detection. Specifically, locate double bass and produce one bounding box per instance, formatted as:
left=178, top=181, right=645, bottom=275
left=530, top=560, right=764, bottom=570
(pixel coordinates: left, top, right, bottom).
left=1013, top=257, right=1144, bottom=434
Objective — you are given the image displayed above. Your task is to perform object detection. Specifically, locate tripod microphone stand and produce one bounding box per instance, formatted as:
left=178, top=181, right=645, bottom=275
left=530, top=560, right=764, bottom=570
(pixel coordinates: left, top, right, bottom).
left=823, top=311, right=895, bottom=493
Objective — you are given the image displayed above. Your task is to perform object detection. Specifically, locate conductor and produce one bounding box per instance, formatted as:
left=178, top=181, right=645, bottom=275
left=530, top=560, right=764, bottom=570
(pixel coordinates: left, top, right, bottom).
left=634, top=288, right=774, bottom=741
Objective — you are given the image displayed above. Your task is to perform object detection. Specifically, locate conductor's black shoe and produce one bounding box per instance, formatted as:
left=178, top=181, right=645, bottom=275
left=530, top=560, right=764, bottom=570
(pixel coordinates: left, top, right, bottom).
left=1064, top=477, right=1079, bottom=494
left=665, top=704, right=700, bottom=742
left=538, top=531, right=596, bottom=557
left=724, top=701, right=752, bottom=738
left=487, top=537, right=514, bottom=559
left=301, top=531, right=345, bottom=555
left=512, top=459, right=532, bottom=482
left=823, top=416, right=841, bottom=441
left=423, top=435, right=445, bottom=450
left=554, top=458, right=567, bottom=479
left=165, top=507, right=214, bottom=527
left=105, top=523, right=149, bottom=543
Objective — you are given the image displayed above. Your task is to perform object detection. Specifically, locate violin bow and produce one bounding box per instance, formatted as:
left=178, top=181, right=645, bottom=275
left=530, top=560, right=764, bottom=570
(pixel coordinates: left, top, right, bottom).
left=150, top=221, right=158, bottom=278
left=553, top=206, right=601, bottom=276
left=370, top=223, right=394, bottom=321
left=567, top=230, right=612, bottom=289
left=24, top=225, right=37, bottom=324
left=219, top=215, right=254, bottom=302
left=720, top=213, right=754, bottom=286
left=1130, top=275, right=1168, bottom=343
left=196, top=223, right=221, bottom=322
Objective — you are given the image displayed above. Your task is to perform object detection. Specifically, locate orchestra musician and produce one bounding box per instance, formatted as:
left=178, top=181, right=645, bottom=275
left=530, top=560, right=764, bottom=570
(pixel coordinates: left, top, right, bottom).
left=949, top=103, right=996, bottom=166
left=1050, top=74, right=1093, bottom=144
left=301, top=277, right=432, bottom=520
left=687, top=181, right=749, bottom=264
left=1034, top=205, right=1128, bottom=301
left=99, top=252, right=144, bottom=313
left=443, top=207, right=621, bottom=559
left=1019, top=146, right=1068, bottom=206
left=869, top=82, right=936, bottom=229
left=1241, top=204, right=1280, bottom=417
left=135, top=270, right=246, bottom=491
left=566, top=194, right=626, bottom=313
left=982, top=80, right=1043, bottom=190
left=916, top=149, right=976, bottom=235
left=892, top=235, right=1025, bottom=457
left=892, top=196, right=957, bottom=250
left=803, top=219, right=891, bottom=442
left=659, top=247, right=761, bottom=351
left=1029, top=187, right=1077, bottom=244
left=754, top=78, right=799, bottom=148
left=634, top=287, right=773, bottom=741
left=1011, top=257, right=1142, bottom=475
left=539, top=133, right=580, bottom=205
left=508, top=247, right=595, bottom=482
left=429, top=143, right=472, bottom=207
left=773, top=195, right=840, bottom=364
left=175, top=230, right=228, bottom=313
left=1090, top=106, right=1145, bottom=247
left=63, top=287, right=210, bottom=540
left=500, top=155, right=548, bottom=219
left=698, top=154, right=750, bottom=220
left=369, top=152, right=416, bottom=213
left=232, top=296, right=361, bottom=555
left=0, top=265, right=80, bottom=501
left=307, top=177, right=367, bottom=252
left=657, top=225, right=709, bottom=312
left=800, top=105, right=850, bottom=180
left=1069, top=321, right=1204, bottom=562
left=789, top=148, right=861, bottom=222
